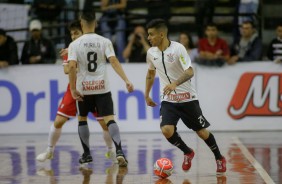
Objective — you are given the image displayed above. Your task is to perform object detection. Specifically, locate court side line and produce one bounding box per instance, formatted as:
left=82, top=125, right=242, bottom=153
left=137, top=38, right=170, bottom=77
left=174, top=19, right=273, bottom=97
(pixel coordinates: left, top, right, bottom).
left=232, top=137, right=275, bottom=184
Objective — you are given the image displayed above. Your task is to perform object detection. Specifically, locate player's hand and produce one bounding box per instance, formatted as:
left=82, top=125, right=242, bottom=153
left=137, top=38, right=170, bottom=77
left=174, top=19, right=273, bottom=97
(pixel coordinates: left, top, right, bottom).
left=125, top=81, right=134, bottom=93
left=59, top=48, right=68, bottom=57
left=163, top=83, right=177, bottom=95
left=71, top=89, right=84, bottom=101
left=145, top=96, right=157, bottom=107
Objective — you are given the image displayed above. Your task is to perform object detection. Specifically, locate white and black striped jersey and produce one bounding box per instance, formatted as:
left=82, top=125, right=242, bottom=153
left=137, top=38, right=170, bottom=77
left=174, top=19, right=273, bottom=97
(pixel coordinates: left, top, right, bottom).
left=147, top=41, right=198, bottom=103
left=68, top=33, right=115, bottom=95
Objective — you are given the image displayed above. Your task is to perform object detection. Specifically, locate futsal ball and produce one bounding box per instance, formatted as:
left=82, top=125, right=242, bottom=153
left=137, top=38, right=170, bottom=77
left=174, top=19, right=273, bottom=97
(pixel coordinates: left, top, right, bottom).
left=153, top=158, right=174, bottom=178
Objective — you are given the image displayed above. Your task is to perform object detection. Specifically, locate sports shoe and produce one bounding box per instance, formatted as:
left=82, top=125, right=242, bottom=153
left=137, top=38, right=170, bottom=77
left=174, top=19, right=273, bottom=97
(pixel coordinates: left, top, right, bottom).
left=79, top=153, right=93, bottom=164
left=182, top=150, right=195, bottom=171
left=105, top=150, right=118, bottom=164
left=216, top=156, right=227, bottom=174
left=36, top=150, right=53, bottom=162
left=116, top=150, right=128, bottom=167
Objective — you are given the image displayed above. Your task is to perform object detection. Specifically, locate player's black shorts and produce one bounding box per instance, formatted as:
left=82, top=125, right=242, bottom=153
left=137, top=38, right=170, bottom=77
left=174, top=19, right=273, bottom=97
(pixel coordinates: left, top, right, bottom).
left=160, top=100, right=210, bottom=131
left=77, top=92, right=114, bottom=117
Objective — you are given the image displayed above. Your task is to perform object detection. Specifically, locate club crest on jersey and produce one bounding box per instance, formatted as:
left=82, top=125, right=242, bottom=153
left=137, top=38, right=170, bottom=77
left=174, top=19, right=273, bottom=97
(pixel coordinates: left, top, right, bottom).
left=167, top=53, right=175, bottom=63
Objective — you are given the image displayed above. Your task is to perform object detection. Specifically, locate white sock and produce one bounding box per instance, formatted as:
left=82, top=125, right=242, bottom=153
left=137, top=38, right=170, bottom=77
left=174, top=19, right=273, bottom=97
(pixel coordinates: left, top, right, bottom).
left=103, top=130, right=113, bottom=150
left=47, top=124, right=62, bottom=152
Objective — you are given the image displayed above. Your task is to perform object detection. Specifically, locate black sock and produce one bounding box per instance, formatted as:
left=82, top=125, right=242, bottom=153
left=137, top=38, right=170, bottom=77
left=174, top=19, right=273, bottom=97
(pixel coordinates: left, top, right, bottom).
left=167, top=131, right=192, bottom=155
left=107, top=120, right=122, bottom=151
left=78, top=121, right=90, bottom=154
left=204, top=133, right=222, bottom=160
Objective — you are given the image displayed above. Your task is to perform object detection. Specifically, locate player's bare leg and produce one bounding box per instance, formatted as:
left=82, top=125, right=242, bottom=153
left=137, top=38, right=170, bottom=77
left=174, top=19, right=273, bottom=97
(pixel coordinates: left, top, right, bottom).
left=78, top=116, right=92, bottom=165
left=196, top=128, right=226, bottom=174
left=98, top=119, right=117, bottom=163
left=36, top=115, right=67, bottom=162
left=104, top=115, right=127, bottom=167
left=161, top=125, right=194, bottom=172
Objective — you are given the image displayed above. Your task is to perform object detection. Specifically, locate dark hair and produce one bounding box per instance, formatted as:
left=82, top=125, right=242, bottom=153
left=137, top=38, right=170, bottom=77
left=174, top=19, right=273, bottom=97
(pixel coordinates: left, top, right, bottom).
left=0, top=28, right=6, bottom=36
left=205, top=22, right=218, bottom=30
left=146, top=19, right=167, bottom=30
left=242, top=21, right=256, bottom=28
left=81, top=9, right=96, bottom=22
left=180, top=32, right=195, bottom=49
left=68, top=20, right=82, bottom=32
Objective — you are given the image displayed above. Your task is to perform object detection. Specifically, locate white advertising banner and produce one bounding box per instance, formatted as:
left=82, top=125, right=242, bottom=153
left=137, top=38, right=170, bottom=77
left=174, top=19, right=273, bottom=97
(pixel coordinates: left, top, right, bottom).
left=0, top=62, right=281, bottom=134
left=196, top=62, right=282, bottom=131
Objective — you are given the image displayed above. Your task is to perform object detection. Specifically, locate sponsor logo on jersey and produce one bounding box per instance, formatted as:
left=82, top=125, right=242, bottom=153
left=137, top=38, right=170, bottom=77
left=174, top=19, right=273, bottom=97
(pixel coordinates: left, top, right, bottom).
left=228, top=73, right=282, bottom=119
left=82, top=80, right=105, bottom=91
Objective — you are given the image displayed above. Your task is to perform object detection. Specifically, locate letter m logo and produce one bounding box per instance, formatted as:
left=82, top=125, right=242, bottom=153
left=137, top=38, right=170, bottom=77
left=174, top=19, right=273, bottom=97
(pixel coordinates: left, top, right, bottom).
left=228, top=73, right=282, bottom=119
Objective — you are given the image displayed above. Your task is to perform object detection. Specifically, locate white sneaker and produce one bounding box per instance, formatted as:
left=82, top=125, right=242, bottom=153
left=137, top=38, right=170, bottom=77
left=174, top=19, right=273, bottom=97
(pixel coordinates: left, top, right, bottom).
left=36, top=150, right=53, bottom=162
left=105, top=150, right=118, bottom=164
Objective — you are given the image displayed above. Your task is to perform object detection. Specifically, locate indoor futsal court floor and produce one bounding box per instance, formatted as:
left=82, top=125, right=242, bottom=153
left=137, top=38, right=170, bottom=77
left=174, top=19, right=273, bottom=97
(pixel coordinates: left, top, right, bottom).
left=0, top=131, right=281, bottom=184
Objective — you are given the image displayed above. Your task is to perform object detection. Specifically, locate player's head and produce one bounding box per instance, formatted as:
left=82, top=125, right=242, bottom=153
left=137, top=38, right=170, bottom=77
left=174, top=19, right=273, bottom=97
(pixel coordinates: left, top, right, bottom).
left=69, top=20, right=83, bottom=41
left=205, top=22, right=218, bottom=39
left=146, top=19, right=168, bottom=47
left=0, top=28, right=7, bottom=46
left=276, top=22, right=282, bottom=39
left=80, top=9, right=96, bottom=31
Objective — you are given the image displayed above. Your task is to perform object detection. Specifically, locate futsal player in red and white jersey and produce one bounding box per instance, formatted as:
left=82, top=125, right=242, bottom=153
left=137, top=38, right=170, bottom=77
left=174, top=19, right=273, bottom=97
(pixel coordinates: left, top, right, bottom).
left=36, top=21, right=116, bottom=163
left=145, top=19, right=226, bottom=174
left=68, top=10, right=134, bottom=167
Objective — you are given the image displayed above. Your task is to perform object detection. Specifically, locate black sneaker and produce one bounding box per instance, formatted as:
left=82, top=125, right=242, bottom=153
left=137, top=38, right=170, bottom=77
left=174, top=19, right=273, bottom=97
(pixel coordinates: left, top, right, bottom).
left=79, top=153, right=93, bottom=164
left=116, top=150, right=128, bottom=167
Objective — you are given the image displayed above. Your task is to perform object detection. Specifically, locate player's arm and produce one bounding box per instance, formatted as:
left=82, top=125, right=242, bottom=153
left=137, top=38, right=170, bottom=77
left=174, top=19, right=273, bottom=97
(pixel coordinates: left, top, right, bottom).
left=145, top=69, right=157, bottom=107
left=60, top=48, right=69, bottom=74
left=68, top=60, right=77, bottom=91
left=68, top=60, right=83, bottom=101
left=163, top=45, right=193, bottom=95
left=174, top=67, right=194, bottom=86
left=163, top=67, right=194, bottom=95
left=108, top=56, right=134, bottom=92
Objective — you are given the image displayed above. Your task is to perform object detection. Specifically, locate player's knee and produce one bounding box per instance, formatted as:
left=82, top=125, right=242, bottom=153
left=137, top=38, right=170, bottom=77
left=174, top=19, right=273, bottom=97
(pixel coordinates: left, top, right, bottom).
left=106, top=120, right=116, bottom=127
left=196, top=128, right=209, bottom=140
left=54, top=116, right=68, bottom=128
left=161, top=125, right=174, bottom=138
left=78, top=116, right=87, bottom=121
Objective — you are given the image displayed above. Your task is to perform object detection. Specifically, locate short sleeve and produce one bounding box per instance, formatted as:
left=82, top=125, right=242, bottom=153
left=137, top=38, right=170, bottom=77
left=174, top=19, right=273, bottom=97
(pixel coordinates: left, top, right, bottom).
left=146, top=49, right=155, bottom=70
left=105, top=39, right=116, bottom=58
left=67, top=43, right=77, bottom=62
left=178, top=44, right=191, bottom=70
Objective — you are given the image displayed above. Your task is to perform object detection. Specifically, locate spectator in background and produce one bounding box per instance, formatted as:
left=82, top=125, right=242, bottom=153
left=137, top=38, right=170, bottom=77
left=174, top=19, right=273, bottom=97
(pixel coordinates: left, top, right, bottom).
left=229, top=21, right=262, bottom=64
left=195, top=23, right=230, bottom=67
left=238, top=0, right=259, bottom=26
left=0, top=29, right=19, bottom=68
left=123, top=25, right=150, bottom=63
left=179, top=32, right=198, bottom=63
left=100, top=0, right=127, bottom=63
left=267, top=23, right=282, bottom=63
left=195, top=0, right=217, bottom=38
left=21, top=19, right=56, bottom=64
